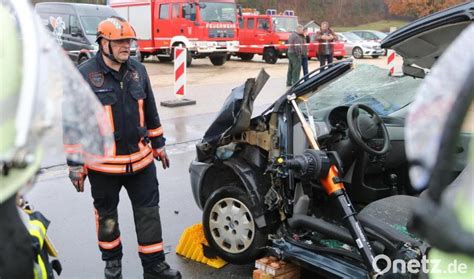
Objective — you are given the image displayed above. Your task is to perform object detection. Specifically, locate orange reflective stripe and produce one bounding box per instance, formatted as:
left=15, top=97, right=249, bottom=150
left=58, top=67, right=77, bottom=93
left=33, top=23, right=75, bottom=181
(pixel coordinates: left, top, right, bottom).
left=98, top=237, right=121, bottom=250
left=87, top=152, right=154, bottom=174
left=94, top=208, right=99, bottom=235
left=148, top=127, right=163, bottom=137
left=64, top=144, right=82, bottom=154
left=105, top=105, right=116, bottom=156
left=138, top=99, right=145, bottom=127
left=85, top=142, right=152, bottom=164
left=138, top=242, right=163, bottom=254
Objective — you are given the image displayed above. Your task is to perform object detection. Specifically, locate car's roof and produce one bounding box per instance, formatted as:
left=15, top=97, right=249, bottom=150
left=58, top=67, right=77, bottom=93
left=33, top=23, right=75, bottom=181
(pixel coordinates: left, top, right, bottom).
left=35, top=2, right=116, bottom=17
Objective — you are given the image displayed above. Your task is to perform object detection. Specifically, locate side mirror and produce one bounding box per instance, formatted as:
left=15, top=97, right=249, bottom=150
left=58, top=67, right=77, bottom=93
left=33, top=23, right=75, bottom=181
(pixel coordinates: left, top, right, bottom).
left=71, top=27, right=83, bottom=37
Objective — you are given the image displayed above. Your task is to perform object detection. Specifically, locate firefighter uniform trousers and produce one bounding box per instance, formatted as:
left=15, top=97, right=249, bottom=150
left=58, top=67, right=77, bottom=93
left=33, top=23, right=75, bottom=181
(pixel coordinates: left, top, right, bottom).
left=89, top=163, right=164, bottom=268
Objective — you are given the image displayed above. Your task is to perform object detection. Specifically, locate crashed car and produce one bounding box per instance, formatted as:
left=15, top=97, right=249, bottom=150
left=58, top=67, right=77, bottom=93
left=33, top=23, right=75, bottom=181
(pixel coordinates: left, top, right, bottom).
left=189, top=2, right=473, bottom=277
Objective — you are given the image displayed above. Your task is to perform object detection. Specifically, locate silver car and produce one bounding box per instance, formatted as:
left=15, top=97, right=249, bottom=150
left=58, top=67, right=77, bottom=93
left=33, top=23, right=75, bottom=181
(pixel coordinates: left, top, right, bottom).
left=338, top=32, right=385, bottom=59
left=351, top=30, right=387, bottom=43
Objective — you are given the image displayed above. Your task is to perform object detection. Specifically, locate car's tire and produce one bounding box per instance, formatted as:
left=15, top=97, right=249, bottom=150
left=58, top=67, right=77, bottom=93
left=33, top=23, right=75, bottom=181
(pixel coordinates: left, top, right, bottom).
left=239, top=53, right=254, bottom=61
left=203, top=186, right=267, bottom=264
left=263, top=48, right=278, bottom=64
left=352, top=47, right=363, bottom=59
left=209, top=55, right=227, bottom=66
left=78, top=55, right=88, bottom=65
left=158, top=56, right=173, bottom=62
left=335, top=56, right=344, bottom=60
left=372, top=55, right=380, bottom=59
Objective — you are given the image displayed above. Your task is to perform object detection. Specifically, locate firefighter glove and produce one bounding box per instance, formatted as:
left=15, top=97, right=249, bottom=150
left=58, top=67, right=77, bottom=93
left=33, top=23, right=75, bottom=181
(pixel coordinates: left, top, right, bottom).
left=153, top=147, right=170, bottom=169
left=69, top=165, right=87, bottom=192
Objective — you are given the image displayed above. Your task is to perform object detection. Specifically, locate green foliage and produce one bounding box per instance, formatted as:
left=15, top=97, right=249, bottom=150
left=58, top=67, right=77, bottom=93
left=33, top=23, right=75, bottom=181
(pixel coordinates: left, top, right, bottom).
left=237, top=0, right=390, bottom=26
left=333, top=20, right=408, bottom=32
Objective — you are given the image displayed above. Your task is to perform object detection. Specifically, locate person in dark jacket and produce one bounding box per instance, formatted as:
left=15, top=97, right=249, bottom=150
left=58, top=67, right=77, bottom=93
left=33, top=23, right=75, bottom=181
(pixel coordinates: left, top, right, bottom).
left=316, top=21, right=337, bottom=68
left=301, top=27, right=310, bottom=79
left=66, top=17, right=181, bottom=279
left=286, top=25, right=305, bottom=86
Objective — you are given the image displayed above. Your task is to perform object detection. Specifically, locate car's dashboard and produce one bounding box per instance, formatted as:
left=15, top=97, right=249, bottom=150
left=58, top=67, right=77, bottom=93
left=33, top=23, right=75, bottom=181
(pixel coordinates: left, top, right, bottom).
left=295, top=105, right=408, bottom=170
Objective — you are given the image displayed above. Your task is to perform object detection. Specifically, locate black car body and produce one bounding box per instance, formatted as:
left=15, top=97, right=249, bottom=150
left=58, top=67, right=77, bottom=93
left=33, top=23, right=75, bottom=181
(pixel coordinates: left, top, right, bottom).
left=35, top=2, right=140, bottom=65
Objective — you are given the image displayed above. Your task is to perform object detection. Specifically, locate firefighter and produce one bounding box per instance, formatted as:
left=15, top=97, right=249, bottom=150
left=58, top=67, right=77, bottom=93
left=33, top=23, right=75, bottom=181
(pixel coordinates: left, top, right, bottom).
left=67, top=16, right=181, bottom=279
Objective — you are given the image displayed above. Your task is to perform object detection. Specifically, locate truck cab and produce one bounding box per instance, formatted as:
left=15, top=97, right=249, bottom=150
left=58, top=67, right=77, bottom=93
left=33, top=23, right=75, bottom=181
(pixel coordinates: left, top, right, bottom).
left=235, top=9, right=298, bottom=64
left=110, top=0, right=239, bottom=66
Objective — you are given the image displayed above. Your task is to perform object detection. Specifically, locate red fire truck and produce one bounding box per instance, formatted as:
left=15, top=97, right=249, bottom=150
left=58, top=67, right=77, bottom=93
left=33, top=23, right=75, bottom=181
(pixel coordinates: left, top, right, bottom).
left=109, top=0, right=240, bottom=66
left=233, top=9, right=299, bottom=64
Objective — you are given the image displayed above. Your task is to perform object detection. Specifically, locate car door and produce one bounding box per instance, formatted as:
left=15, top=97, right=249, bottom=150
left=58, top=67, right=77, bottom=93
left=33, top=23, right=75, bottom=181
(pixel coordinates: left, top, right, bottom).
left=68, top=14, right=89, bottom=63
left=154, top=3, right=172, bottom=48
left=238, top=17, right=254, bottom=53
left=255, top=17, right=271, bottom=54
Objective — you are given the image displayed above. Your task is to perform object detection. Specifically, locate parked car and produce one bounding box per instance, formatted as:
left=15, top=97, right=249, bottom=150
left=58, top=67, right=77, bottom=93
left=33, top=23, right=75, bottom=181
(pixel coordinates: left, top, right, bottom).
left=337, top=32, right=385, bottom=59
left=307, top=32, right=346, bottom=60
left=352, top=30, right=388, bottom=55
left=35, top=2, right=140, bottom=65
left=189, top=2, right=473, bottom=277
left=351, top=30, right=387, bottom=42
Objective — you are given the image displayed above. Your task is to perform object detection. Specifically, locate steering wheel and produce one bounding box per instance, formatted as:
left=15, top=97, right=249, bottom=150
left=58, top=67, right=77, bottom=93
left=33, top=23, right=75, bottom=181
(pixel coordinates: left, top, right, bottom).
left=347, top=103, right=390, bottom=155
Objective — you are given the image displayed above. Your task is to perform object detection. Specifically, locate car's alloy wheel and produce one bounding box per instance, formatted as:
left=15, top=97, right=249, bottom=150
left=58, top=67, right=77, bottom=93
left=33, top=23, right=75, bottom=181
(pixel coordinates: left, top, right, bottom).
left=209, top=197, right=255, bottom=253
left=203, top=186, right=267, bottom=264
left=352, top=47, right=363, bottom=59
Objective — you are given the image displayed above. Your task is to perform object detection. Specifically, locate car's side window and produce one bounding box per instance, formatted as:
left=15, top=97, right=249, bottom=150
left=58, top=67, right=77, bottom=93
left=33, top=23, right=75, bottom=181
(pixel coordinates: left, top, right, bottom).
left=247, top=18, right=254, bottom=29
left=159, top=4, right=169, bottom=19
left=182, top=4, right=196, bottom=21
left=171, top=3, right=180, bottom=18
left=257, top=18, right=270, bottom=30
left=70, top=15, right=80, bottom=35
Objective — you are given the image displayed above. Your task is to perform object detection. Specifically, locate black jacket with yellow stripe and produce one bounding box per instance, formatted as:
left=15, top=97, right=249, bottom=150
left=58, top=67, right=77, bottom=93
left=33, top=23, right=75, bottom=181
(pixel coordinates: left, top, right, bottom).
left=65, top=52, right=165, bottom=174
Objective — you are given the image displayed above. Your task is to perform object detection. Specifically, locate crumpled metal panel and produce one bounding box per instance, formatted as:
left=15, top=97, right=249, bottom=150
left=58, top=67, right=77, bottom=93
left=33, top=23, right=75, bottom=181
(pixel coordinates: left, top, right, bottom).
left=202, top=69, right=269, bottom=146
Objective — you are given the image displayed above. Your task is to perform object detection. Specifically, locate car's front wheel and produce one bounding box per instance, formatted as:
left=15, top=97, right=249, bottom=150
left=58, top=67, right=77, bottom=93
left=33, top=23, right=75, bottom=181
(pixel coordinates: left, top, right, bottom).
left=203, top=186, right=267, bottom=264
left=352, top=47, right=363, bottom=59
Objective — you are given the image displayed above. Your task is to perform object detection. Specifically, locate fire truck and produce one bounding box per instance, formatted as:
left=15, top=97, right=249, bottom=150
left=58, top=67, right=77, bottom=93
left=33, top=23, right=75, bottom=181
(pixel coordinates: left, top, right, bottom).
left=109, top=0, right=240, bottom=66
left=234, top=9, right=299, bottom=64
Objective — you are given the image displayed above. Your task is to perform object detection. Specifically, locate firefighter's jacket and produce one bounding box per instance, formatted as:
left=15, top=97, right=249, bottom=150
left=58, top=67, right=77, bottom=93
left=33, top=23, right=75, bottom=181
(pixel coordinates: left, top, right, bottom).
left=65, top=52, right=165, bottom=174
left=23, top=208, right=60, bottom=279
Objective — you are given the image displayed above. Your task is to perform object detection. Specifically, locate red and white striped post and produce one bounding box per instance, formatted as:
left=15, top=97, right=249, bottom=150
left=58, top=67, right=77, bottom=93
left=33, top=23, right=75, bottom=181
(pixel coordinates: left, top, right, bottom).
left=387, top=49, right=396, bottom=76
left=160, top=47, right=196, bottom=107
left=174, top=47, right=187, bottom=98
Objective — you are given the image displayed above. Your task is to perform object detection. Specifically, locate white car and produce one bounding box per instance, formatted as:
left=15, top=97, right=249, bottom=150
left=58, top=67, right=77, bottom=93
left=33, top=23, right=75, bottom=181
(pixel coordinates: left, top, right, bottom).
left=338, top=32, right=385, bottom=59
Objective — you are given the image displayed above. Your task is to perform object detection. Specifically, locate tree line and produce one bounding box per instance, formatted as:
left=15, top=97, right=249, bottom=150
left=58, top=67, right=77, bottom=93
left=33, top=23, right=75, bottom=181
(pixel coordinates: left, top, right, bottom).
left=237, top=0, right=467, bottom=25
left=31, top=0, right=468, bottom=26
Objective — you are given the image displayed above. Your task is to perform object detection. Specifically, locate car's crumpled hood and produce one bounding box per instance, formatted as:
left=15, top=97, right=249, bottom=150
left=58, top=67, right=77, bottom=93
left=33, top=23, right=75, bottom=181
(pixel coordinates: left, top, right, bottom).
left=381, top=2, right=474, bottom=78
left=201, top=69, right=269, bottom=146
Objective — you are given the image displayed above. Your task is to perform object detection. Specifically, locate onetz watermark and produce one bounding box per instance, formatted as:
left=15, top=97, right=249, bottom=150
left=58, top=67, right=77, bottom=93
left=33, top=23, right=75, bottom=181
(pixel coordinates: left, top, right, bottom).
left=372, top=254, right=468, bottom=275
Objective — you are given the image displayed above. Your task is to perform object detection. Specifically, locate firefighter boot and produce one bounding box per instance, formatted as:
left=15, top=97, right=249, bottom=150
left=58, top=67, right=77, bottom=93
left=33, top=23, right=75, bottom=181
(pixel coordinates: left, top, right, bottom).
left=104, top=259, right=122, bottom=279
left=143, top=261, right=181, bottom=279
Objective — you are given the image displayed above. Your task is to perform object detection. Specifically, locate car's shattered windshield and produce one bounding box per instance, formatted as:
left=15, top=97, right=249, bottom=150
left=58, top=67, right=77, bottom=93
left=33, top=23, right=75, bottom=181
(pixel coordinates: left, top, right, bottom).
left=306, top=64, right=422, bottom=119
